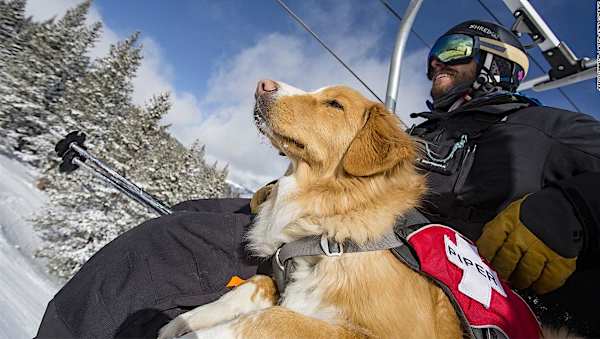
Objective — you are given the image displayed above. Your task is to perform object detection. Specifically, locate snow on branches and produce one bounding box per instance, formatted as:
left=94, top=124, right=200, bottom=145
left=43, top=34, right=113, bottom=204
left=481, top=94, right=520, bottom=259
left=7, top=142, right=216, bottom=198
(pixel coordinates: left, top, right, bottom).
left=0, top=0, right=236, bottom=280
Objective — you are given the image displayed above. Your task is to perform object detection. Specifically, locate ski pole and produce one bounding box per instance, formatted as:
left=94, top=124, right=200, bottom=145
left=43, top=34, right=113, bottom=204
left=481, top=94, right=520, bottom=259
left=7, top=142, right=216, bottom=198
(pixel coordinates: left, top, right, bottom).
left=55, top=131, right=173, bottom=216
left=68, top=142, right=172, bottom=215
left=71, top=157, right=172, bottom=215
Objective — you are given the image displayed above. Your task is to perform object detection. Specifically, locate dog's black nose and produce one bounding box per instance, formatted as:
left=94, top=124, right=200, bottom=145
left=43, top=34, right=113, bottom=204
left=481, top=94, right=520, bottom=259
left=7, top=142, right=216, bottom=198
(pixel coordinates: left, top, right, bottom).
left=255, top=79, right=278, bottom=98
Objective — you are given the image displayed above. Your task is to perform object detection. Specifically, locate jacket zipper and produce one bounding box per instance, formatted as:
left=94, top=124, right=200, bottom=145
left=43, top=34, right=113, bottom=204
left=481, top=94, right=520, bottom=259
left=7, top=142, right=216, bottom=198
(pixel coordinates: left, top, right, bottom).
left=453, top=144, right=477, bottom=193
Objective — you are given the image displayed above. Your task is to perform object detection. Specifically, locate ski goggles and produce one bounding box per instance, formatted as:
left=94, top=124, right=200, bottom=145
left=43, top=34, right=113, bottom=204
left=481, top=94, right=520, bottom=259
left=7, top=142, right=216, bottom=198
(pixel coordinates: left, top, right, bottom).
left=427, top=34, right=478, bottom=79
left=427, top=33, right=529, bottom=80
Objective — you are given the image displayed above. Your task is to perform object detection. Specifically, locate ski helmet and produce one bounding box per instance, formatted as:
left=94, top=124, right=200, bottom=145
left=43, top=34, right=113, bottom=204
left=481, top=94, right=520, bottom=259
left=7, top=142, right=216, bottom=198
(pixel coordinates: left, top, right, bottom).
left=427, top=20, right=529, bottom=92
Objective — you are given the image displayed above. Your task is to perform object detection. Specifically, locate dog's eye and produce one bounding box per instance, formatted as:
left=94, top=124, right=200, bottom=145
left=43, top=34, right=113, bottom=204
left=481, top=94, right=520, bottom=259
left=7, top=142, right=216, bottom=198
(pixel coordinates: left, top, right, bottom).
left=325, top=99, right=344, bottom=110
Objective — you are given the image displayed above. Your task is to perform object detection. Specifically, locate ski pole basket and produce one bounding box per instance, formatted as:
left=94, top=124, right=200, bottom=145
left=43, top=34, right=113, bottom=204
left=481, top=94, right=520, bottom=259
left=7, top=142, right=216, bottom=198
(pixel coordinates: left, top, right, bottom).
left=55, top=131, right=173, bottom=216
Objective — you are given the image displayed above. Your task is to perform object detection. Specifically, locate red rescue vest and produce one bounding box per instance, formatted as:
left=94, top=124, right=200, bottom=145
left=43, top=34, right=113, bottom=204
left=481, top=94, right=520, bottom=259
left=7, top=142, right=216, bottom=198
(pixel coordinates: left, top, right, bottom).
left=405, top=224, right=541, bottom=339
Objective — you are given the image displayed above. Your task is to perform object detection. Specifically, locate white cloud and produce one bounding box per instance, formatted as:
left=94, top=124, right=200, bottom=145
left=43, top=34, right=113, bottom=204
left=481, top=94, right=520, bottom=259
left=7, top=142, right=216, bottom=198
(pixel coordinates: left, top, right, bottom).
left=131, top=36, right=204, bottom=133
left=169, top=32, right=432, bottom=190
left=25, top=0, right=433, bottom=191
left=25, top=0, right=82, bottom=21
left=25, top=0, right=203, bottom=163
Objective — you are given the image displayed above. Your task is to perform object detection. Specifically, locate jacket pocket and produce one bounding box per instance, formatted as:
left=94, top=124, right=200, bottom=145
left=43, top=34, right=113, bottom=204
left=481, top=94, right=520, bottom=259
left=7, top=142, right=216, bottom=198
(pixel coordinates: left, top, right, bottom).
left=146, top=249, right=207, bottom=305
left=452, top=144, right=477, bottom=194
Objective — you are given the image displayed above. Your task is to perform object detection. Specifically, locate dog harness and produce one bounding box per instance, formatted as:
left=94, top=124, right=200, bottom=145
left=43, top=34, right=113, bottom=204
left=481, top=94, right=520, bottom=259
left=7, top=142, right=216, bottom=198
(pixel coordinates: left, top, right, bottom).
left=267, top=210, right=541, bottom=339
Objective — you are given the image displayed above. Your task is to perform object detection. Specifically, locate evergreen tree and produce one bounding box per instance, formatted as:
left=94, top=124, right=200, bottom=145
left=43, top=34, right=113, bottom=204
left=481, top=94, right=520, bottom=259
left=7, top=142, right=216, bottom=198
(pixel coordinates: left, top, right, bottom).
left=33, top=32, right=150, bottom=278
left=0, top=0, right=32, bottom=155
left=0, top=0, right=27, bottom=46
left=23, top=0, right=101, bottom=165
left=0, top=0, right=237, bottom=279
left=0, top=0, right=100, bottom=166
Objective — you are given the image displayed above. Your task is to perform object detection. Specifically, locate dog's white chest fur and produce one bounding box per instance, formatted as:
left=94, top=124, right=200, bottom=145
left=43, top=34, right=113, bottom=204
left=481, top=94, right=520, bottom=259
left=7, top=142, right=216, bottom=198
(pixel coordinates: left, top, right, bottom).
left=280, top=259, right=340, bottom=322
left=246, top=175, right=302, bottom=257
left=246, top=175, right=340, bottom=321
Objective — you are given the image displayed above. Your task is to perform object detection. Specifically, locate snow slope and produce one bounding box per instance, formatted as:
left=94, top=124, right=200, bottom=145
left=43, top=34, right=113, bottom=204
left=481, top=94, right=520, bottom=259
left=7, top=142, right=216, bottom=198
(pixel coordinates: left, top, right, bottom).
left=226, top=179, right=254, bottom=198
left=0, top=154, right=252, bottom=338
left=0, top=154, right=59, bottom=339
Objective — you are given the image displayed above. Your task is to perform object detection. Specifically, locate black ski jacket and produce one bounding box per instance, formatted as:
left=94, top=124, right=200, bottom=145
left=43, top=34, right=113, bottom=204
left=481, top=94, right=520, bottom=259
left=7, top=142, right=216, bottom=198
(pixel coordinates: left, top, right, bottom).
left=409, top=94, right=600, bottom=334
left=409, top=93, right=600, bottom=269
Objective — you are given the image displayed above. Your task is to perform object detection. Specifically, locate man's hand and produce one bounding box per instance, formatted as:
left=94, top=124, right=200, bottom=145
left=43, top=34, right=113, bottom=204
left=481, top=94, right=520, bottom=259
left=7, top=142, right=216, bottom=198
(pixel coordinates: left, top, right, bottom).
left=250, top=182, right=276, bottom=214
left=477, top=193, right=581, bottom=294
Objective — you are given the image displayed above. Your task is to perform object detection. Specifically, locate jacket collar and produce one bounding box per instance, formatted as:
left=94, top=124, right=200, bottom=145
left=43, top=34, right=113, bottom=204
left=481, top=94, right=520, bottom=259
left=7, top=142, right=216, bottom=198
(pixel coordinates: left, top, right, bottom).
left=414, top=92, right=539, bottom=122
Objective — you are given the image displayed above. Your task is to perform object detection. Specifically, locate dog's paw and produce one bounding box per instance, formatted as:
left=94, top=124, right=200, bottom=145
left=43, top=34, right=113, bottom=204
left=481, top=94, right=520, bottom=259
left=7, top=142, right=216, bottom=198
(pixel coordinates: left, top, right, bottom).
left=157, top=316, right=192, bottom=339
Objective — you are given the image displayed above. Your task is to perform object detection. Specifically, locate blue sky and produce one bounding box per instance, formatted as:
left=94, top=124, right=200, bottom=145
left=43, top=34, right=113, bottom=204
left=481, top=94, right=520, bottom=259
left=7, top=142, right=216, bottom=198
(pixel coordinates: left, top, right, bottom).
left=92, top=0, right=598, bottom=113
left=26, top=0, right=599, bottom=188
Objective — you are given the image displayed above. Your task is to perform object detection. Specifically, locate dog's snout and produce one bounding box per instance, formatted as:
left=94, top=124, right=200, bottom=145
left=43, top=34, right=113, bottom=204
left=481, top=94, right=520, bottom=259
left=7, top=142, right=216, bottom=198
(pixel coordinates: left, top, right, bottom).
left=255, top=79, right=278, bottom=98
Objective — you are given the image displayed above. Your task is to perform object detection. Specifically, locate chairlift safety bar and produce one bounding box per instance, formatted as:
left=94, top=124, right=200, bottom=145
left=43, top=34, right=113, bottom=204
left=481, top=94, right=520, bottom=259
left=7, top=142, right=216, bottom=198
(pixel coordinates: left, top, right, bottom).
left=384, top=0, right=423, bottom=118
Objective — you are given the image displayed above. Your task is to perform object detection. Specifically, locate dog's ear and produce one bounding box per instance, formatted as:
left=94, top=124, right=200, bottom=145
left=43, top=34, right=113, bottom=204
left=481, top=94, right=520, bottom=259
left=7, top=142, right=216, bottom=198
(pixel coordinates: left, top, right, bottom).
left=342, top=103, right=413, bottom=177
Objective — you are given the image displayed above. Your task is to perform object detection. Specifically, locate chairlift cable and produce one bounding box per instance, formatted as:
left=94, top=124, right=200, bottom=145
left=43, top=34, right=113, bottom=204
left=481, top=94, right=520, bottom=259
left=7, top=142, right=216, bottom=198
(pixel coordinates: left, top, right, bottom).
left=273, top=0, right=383, bottom=103
left=378, top=0, right=431, bottom=49
left=526, top=50, right=583, bottom=112
left=475, top=0, right=582, bottom=112
left=555, top=87, right=582, bottom=112
left=475, top=0, right=503, bottom=26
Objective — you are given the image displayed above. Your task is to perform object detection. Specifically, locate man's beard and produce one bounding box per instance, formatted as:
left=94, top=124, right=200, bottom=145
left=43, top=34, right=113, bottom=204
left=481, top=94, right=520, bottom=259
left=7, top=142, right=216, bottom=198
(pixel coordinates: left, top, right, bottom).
left=430, top=68, right=476, bottom=100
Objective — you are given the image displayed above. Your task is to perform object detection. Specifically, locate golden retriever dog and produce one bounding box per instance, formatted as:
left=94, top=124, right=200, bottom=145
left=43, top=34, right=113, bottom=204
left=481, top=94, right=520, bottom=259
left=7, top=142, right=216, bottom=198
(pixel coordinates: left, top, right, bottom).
left=158, top=80, right=565, bottom=339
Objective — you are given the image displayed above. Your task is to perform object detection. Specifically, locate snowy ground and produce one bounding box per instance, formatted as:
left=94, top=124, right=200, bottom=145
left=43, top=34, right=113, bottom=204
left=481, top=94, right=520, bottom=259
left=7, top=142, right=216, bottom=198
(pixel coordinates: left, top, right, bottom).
left=0, top=154, right=60, bottom=339
left=226, top=179, right=254, bottom=198
left=0, top=154, right=254, bottom=338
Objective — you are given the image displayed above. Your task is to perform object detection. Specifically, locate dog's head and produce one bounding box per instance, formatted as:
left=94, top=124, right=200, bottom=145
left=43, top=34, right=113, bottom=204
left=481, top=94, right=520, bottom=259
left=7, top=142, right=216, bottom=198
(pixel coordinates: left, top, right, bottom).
left=254, top=80, right=416, bottom=178
left=250, top=80, right=425, bottom=249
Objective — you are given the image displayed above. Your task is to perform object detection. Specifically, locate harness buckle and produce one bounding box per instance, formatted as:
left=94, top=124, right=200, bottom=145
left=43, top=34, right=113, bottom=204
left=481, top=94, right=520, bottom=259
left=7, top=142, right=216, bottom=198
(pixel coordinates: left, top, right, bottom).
left=320, top=234, right=344, bottom=257
left=275, top=247, right=285, bottom=270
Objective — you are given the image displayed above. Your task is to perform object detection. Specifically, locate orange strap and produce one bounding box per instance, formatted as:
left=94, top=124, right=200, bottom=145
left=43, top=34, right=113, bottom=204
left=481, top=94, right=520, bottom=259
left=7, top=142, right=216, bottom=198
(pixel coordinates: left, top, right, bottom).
left=226, top=275, right=246, bottom=288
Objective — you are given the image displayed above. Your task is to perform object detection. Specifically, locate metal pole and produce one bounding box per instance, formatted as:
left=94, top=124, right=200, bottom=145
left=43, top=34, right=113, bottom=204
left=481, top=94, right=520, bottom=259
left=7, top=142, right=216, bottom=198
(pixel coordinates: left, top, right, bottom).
left=384, top=0, right=423, bottom=119
left=518, top=59, right=597, bottom=92
left=531, top=66, right=596, bottom=92
left=70, top=144, right=142, bottom=193
left=70, top=144, right=172, bottom=216
left=72, top=158, right=171, bottom=216
left=502, top=0, right=560, bottom=52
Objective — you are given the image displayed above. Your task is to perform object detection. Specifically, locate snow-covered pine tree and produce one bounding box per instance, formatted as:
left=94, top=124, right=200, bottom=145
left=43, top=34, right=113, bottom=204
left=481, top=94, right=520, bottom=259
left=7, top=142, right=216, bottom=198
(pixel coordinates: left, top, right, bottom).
left=127, top=94, right=233, bottom=206
left=33, top=32, right=152, bottom=279
left=0, top=0, right=31, bottom=155
left=28, top=7, right=235, bottom=279
left=0, top=0, right=28, bottom=46
left=0, top=0, right=99, bottom=166
left=0, top=0, right=236, bottom=279
left=22, top=0, right=102, bottom=166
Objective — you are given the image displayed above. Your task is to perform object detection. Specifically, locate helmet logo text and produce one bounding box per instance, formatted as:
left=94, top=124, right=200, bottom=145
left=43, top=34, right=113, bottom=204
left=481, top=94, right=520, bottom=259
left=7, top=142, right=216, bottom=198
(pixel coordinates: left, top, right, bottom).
left=468, top=24, right=499, bottom=39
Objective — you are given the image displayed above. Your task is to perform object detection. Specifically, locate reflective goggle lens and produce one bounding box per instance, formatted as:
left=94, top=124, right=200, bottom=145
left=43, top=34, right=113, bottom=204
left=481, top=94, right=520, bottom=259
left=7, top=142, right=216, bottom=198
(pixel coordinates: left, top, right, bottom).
left=428, top=34, right=475, bottom=64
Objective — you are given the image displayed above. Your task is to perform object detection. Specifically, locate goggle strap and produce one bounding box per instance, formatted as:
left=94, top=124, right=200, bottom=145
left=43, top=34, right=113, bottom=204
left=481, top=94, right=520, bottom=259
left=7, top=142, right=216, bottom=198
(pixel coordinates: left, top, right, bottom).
left=483, top=52, right=494, bottom=70
left=487, top=54, right=503, bottom=83
left=479, top=36, right=529, bottom=78
left=472, top=53, right=494, bottom=90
